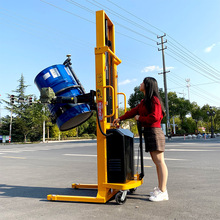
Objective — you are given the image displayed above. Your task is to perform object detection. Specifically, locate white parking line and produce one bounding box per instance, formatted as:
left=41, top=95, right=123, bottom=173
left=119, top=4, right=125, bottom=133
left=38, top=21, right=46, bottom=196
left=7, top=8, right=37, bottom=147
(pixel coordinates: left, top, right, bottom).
left=166, top=149, right=216, bottom=152
left=136, top=156, right=187, bottom=161
left=63, top=154, right=97, bottom=157
left=2, top=156, right=26, bottom=159
left=63, top=154, right=187, bottom=161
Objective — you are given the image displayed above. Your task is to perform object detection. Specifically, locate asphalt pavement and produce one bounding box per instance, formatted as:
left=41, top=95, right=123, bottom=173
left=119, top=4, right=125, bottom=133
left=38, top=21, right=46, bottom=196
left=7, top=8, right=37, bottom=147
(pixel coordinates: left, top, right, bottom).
left=0, top=136, right=220, bottom=220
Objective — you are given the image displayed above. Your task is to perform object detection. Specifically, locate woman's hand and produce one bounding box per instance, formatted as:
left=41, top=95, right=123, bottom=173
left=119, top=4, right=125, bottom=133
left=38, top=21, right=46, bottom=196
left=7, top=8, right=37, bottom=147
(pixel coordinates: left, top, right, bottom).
left=134, top=115, right=140, bottom=121
left=113, top=118, right=120, bottom=126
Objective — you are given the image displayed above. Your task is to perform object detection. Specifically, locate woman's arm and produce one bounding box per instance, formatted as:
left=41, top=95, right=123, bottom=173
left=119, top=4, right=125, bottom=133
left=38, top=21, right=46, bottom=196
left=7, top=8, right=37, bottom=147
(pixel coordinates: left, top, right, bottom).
left=113, top=103, right=140, bottom=125
left=119, top=104, right=139, bottom=121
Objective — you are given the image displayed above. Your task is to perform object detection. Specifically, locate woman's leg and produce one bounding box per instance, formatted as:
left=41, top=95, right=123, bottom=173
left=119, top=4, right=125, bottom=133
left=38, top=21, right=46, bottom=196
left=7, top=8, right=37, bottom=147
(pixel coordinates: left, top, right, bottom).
left=150, top=151, right=168, bottom=192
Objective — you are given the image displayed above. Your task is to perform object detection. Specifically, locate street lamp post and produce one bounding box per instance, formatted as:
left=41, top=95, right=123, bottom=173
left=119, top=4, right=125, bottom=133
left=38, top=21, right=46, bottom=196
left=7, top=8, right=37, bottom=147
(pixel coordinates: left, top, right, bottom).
left=9, top=95, right=15, bottom=143
left=207, top=106, right=215, bottom=138
left=43, top=105, right=46, bottom=143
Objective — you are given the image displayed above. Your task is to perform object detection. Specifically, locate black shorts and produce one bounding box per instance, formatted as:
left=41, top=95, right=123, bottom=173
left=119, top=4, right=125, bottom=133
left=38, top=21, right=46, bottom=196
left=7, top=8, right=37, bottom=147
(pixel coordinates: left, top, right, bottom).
left=143, top=127, right=165, bottom=152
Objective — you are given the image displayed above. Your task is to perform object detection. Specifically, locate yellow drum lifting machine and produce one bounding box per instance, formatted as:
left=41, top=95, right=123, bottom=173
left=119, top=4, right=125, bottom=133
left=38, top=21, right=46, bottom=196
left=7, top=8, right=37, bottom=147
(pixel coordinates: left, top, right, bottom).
left=38, top=10, right=144, bottom=204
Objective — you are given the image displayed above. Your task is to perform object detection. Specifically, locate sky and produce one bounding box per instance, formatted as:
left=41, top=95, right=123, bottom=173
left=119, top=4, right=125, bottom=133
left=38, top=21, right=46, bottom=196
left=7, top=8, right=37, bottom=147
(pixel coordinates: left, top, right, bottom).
left=0, top=0, right=220, bottom=118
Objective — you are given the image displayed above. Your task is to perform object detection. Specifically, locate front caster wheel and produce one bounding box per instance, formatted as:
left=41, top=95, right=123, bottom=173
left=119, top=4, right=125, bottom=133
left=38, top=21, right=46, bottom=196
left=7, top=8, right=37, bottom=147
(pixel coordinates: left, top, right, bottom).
left=115, top=191, right=127, bottom=205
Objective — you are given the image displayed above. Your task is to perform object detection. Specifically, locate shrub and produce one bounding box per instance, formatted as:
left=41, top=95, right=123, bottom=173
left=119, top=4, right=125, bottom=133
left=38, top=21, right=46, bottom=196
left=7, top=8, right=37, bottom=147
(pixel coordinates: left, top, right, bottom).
left=81, top=133, right=90, bottom=138
left=89, top=134, right=96, bottom=139
left=176, top=129, right=186, bottom=135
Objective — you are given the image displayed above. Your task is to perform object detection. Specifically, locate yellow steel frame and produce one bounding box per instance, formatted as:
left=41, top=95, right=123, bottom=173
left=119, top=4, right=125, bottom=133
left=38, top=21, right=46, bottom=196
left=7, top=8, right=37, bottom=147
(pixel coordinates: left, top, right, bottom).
left=118, top=92, right=127, bottom=113
left=47, top=10, right=143, bottom=204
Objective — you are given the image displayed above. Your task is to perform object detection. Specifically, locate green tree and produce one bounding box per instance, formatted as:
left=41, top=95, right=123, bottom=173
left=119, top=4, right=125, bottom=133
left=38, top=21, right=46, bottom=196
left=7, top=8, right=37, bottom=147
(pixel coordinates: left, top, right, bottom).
left=200, top=105, right=210, bottom=132
left=181, top=117, right=197, bottom=134
left=200, top=105, right=218, bottom=133
left=60, top=128, right=77, bottom=139
left=166, top=92, right=179, bottom=130
left=77, top=112, right=97, bottom=136
left=191, top=102, right=202, bottom=133
left=85, top=112, right=97, bottom=135
left=176, top=98, right=192, bottom=123
left=2, top=74, right=46, bottom=142
left=0, top=116, right=11, bottom=135
left=168, top=92, right=179, bottom=118
left=201, top=105, right=210, bottom=122
left=214, top=109, right=220, bottom=132
left=50, top=124, right=60, bottom=139
left=128, top=86, right=144, bottom=109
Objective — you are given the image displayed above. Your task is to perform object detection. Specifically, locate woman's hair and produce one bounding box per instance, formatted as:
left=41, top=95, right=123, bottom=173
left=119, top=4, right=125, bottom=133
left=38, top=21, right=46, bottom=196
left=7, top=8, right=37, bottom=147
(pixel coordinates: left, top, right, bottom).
left=143, top=77, right=166, bottom=115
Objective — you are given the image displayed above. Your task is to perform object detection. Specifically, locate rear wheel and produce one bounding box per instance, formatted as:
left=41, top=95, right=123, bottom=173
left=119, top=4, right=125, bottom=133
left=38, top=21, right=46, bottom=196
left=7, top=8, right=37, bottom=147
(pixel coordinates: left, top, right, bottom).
left=115, top=191, right=127, bottom=205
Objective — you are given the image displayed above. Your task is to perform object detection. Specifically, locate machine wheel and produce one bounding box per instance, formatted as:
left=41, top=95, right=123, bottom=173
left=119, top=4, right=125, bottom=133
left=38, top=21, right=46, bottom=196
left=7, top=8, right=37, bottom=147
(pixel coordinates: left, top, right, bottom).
left=115, top=191, right=127, bottom=205
left=129, top=188, right=137, bottom=194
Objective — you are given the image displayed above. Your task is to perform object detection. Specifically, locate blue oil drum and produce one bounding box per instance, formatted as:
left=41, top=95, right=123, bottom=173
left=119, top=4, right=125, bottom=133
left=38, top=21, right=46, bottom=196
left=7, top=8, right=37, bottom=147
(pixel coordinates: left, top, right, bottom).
left=34, top=64, right=92, bottom=131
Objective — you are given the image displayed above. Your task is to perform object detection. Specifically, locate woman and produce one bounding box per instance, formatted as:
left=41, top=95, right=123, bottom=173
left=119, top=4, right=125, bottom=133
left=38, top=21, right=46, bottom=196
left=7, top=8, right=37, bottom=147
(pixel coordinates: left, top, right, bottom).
left=113, top=77, right=168, bottom=202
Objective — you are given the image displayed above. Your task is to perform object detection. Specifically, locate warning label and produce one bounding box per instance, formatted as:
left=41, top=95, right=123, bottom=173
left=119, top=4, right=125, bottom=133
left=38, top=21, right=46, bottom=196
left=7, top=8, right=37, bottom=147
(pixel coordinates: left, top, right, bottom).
left=96, top=88, right=103, bottom=100
left=98, top=101, right=103, bottom=121
left=96, top=74, right=103, bottom=86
